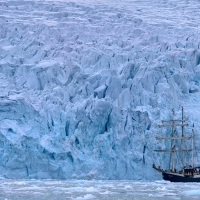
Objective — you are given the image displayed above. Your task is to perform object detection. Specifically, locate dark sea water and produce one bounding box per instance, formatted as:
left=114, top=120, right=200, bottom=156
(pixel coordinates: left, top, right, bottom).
left=0, top=179, right=200, bottom=200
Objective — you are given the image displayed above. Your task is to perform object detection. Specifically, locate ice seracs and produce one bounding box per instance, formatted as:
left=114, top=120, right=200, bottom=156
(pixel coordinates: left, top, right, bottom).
left=0, top=0, right=200, bottom=179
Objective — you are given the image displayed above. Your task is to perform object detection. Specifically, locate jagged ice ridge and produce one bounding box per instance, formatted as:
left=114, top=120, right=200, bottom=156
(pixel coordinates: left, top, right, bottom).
left=0, top=0, right=200, bottom=179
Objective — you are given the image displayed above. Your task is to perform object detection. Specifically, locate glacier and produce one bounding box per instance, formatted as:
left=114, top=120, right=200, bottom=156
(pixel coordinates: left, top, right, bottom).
left=0, top=0, right=200, bottom=180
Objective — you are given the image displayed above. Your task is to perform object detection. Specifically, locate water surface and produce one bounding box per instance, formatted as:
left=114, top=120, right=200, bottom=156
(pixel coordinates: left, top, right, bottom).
left=0, top=180, right=200, bottom=200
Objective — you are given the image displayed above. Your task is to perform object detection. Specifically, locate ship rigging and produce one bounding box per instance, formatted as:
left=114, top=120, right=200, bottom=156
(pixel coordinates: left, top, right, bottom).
left=153, top=107, right=200, bottom=182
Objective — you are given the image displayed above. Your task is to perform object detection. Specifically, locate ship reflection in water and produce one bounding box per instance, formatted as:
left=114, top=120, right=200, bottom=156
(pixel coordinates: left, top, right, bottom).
left=0, top=179, right=200, bottom=200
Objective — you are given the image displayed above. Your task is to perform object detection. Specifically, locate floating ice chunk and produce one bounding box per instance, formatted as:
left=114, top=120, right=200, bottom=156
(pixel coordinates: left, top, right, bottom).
left=83, top=194, right=95, bottom=199
left=183, top=190, right=200, bottom=195
left=75, top=194, right=95, bottom=200
left=124, top=185, right=132, bottom=190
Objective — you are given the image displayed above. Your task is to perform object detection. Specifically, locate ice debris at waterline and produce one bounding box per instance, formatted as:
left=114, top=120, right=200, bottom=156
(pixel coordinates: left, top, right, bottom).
left=0, top=180, right=200, bottom=200
left=0, top=0, right=200, bottom=179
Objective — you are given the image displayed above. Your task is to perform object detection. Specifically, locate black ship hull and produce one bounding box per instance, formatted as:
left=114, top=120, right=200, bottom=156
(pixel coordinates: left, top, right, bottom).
left=162, top=172, right=200, bottom=182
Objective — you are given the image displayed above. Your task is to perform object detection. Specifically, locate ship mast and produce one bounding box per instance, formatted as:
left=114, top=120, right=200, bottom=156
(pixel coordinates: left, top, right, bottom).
left=171, top=109, right=175, bottom=172
left=192, top=127, right=194, bottom=168
left=155, top=107, right=193, bottom=172
left=181, top=106, right=184, bottom=172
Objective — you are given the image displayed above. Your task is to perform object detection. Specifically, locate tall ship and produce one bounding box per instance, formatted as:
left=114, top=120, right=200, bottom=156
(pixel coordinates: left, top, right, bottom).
left=153, top=107, right=200, bottom=182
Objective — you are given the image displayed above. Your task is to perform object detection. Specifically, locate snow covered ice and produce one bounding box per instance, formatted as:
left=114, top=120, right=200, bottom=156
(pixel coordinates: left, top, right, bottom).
left=1, top=0, right=200, bottom=180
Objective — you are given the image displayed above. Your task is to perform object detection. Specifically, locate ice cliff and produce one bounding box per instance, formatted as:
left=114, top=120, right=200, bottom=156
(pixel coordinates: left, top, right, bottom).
left=0, top=0, right=200, bottom=179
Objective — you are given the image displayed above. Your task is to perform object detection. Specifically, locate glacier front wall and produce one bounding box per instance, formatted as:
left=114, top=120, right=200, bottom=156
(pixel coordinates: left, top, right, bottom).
left=0, top=0, right=200, bottom=179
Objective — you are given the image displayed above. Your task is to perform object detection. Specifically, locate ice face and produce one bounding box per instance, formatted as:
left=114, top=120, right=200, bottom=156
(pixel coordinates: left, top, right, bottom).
left=0, top=0, right=200, bottom=180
